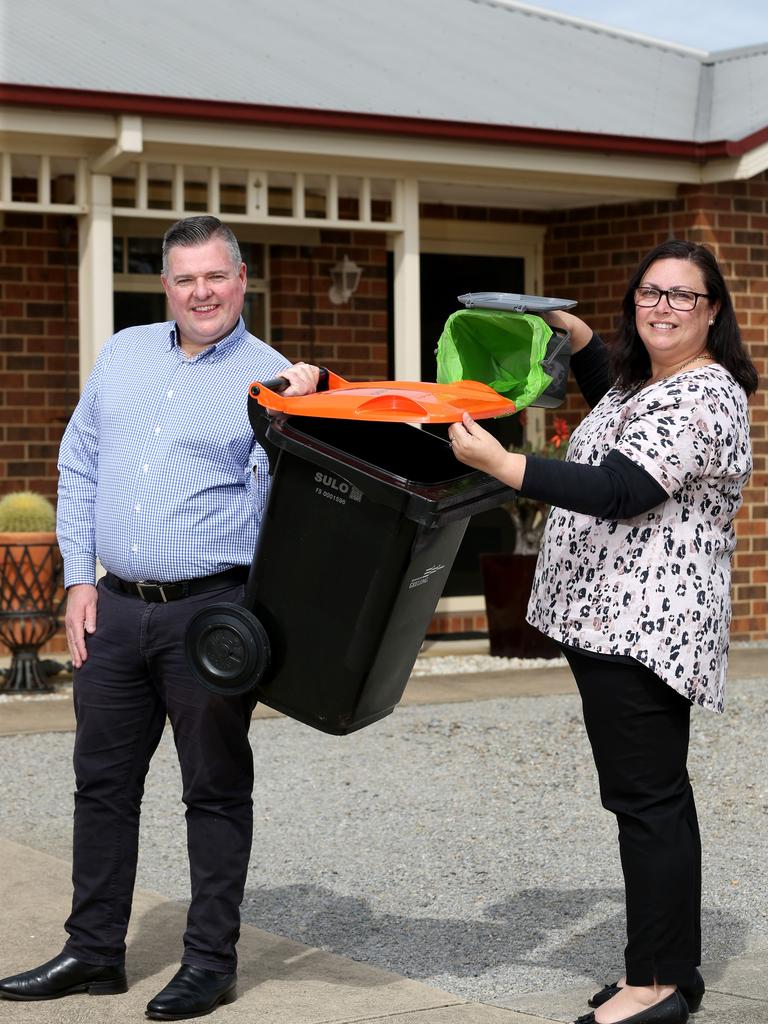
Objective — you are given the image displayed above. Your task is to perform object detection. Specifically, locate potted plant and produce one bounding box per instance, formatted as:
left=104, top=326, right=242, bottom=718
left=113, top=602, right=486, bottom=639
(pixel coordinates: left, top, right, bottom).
left=0, top=491, right=66, bottom=691
left=480, top=417, right=569, bottom=659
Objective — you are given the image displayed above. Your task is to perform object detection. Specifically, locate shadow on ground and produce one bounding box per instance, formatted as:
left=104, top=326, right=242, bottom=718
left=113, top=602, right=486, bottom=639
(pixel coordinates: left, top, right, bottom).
left=239, top=883, right=750, bottom=986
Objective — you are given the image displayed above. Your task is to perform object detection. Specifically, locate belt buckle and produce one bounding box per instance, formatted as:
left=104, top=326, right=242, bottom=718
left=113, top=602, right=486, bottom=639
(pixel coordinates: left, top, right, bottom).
left=136, top=582, right=168, bottom=603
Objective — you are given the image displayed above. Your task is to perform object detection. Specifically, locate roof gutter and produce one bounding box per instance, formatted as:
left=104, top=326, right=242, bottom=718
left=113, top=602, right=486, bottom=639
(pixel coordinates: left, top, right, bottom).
left=2, top=83, right=766, bottom=161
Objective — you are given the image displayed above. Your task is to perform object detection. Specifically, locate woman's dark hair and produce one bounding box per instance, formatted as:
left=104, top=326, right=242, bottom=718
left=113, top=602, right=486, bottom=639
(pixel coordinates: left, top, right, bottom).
left=611, top=239, right=758, bottom=395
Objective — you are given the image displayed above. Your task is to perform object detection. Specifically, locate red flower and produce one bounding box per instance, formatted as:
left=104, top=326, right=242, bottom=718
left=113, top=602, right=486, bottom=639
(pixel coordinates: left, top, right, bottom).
left=548, top=417, right=570, bottom=449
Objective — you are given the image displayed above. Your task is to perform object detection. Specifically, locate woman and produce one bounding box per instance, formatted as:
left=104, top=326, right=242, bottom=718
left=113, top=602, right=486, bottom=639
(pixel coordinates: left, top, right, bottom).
left=449, top=240, right=757, bottom=1024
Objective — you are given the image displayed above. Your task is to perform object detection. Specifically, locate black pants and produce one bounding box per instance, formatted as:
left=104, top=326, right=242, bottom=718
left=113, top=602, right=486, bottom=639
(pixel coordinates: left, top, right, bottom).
left=63, top=578, right=255, bottom=972
left=562, top=646, right=702, bottom=988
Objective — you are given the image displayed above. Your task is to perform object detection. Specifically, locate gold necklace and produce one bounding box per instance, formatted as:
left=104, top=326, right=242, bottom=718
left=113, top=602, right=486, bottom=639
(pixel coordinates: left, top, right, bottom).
left=648, top=350, right=713, bottom=385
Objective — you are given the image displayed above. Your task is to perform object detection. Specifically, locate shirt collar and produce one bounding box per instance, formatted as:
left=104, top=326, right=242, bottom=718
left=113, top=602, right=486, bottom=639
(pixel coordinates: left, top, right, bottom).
left=168, top=317, right=247, bottom=361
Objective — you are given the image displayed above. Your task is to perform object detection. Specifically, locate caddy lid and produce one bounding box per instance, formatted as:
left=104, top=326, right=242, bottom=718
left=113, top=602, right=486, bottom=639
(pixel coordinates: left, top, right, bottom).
left=458, top=291, right=577, bottom=313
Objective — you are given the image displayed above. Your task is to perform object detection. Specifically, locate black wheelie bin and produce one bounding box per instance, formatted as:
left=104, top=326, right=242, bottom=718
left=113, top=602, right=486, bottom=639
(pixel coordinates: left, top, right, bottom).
left=184, top=373, right=518, bottom=735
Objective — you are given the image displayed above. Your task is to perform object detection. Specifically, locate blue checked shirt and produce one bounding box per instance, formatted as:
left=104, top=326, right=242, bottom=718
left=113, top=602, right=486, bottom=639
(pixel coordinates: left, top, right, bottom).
left=57, top=317, right=290, bottom=587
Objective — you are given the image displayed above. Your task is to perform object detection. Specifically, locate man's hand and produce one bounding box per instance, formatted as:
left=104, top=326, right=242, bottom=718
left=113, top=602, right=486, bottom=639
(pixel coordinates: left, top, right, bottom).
left=65, top=583, right=98, bottom=669
left=281, top=362, right=320, bottom=396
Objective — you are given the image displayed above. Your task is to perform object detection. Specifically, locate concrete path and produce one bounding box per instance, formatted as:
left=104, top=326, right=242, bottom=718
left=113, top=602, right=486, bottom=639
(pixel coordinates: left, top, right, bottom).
left=1, top=647, right=767, bottom=1023
left=4, top=647, right=767, bottom=738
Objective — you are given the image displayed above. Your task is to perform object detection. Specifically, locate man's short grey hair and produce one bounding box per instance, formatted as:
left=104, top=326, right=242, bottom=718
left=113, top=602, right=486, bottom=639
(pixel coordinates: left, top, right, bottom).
left=161, top=216, right=242, bottom=277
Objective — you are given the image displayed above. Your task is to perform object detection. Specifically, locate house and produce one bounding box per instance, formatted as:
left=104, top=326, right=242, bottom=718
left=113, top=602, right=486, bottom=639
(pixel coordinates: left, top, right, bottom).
left=1, top=0, right=766, bottom=639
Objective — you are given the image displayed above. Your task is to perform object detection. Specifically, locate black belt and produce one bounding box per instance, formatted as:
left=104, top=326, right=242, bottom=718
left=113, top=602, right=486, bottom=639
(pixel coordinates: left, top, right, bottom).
left=104, top=567, right=248, bottom=603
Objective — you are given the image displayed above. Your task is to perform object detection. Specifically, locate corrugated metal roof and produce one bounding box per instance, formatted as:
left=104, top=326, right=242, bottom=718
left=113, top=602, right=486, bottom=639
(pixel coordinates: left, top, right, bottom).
left=1, top=0, right=766, bottom=144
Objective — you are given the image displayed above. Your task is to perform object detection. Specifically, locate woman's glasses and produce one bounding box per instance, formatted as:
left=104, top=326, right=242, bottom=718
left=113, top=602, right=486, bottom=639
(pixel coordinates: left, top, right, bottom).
left=634, top=286, right=710, bottom=311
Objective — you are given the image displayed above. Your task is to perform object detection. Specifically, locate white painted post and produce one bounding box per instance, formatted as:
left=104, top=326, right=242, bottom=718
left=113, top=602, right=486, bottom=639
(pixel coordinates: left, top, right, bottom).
left=208, top=166, right=220, bottom=215
left=293, top=172, right=305, bottom=219
left=38, top=155, right=51, bottom=205
left=525, top=406, right=546, bottom=450
left=392, top=178, right=421, bottom=381
left=172, top=164, right=184, bottom=214
left=77, top=173, right=114, bottom=386
left=327, top=175, right=339, bottom=221
left=360, top=177, right=372, bottom=224
left=0, top=153, right=11, bottom=202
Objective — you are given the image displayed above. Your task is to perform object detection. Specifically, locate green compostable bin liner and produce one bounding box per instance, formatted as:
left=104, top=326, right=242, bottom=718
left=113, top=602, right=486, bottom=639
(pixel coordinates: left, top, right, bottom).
left=436, top=308, right=554, bottom=412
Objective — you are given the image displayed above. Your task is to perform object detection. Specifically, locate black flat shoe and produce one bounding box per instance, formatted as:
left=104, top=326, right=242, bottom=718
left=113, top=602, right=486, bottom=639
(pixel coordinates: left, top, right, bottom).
left=145, top=964, right=237, bottom=1020
left=589, top=969, right=704, bottom=1013
left=0, top=952, right=127, bottom=1000
left=575, top=989, right=689, bottom=1024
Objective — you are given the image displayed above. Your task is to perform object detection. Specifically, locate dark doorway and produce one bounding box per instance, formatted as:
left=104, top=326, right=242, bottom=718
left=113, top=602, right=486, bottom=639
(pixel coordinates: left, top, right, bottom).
left=420, top=252, right=525, bottom=382
left=114, top=292, right=168, bottom=332
left=420, top=252, right=527, bottom=599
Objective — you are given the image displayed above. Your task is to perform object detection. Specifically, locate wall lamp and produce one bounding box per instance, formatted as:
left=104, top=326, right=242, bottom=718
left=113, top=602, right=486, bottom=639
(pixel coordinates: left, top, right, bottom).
left=328, top=255, right=363, bottom=305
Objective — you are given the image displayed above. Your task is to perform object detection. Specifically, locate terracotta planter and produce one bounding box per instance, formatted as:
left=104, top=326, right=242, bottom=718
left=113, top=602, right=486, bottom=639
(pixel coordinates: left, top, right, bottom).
left=0, top=533, right=65, bottom=691
left=0, top=532, right=61, bottom=606
left=480, top=552, right=560, bottom=659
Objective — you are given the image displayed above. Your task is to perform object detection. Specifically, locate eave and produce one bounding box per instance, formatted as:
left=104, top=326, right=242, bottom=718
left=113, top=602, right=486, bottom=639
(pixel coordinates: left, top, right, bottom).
left=2, top=83, right=768, bottom=162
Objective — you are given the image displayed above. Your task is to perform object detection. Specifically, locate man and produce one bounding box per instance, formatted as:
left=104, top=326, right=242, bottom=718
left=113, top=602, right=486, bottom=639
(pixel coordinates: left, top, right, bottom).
left=0, top=216, right=318, bottom=1019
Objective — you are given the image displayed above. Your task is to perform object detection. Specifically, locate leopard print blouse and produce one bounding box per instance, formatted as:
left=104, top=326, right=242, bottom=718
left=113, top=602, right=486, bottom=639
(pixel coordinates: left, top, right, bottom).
left=526, top=365, right=752, bottom=712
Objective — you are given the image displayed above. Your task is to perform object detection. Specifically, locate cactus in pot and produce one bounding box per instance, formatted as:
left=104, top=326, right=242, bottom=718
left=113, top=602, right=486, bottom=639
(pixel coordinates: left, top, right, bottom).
left=0, top=491, right=56, bottom=533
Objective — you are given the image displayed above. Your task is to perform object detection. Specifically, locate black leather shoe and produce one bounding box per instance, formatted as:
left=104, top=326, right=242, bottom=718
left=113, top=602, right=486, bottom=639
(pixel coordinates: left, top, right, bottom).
left=575, top=989, right=689, bottom=1024
left=145, top=965, right=237, bottom=1020
left=589, top=969, right=704, bottom=1013
left=0, top=952, right=127, bottom=1000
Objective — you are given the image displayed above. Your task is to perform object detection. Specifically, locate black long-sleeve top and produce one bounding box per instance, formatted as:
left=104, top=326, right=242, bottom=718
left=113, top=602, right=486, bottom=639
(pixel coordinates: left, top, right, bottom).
left=517, top=334, right=668, bottom=518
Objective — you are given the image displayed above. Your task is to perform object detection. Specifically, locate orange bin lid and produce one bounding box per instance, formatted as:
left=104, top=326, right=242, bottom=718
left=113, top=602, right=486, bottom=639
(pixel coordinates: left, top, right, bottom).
left=249, top=371, right=515, bottom=423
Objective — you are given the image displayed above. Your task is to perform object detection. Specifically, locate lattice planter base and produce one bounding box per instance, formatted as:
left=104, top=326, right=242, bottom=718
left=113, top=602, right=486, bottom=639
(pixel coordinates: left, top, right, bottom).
left=0, top=536, right=66, bottom=693
left=1, top=645, right=62, bottom=692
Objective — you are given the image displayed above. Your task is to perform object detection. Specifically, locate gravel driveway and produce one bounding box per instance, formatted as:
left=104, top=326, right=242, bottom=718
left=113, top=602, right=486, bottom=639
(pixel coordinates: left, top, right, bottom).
left=1, top=674, right=765, bottom=1005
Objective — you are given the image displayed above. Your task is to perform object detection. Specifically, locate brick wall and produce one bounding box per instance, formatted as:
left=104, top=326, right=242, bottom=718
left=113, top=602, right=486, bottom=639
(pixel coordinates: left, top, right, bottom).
left=543, top=176, right=768, bottom=641
left=424, top=186, right=768, bottom=640
left=0, top=226, right=392, bottom=489
left=268, top=231, right=390, bottom=380
left=0, top=210, right=79, bottom=501
left=1, top=210, right=79, bottom=655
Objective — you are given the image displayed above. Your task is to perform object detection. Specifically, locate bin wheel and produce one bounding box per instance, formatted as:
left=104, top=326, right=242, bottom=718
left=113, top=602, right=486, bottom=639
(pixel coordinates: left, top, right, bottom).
left=184, top=603, right=270, bottom=697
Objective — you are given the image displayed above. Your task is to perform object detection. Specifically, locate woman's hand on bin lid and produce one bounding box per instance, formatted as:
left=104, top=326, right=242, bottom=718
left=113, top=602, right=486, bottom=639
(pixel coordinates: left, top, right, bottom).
left=449, top=412, right=526, bottom=489
left=280, top=362, right=321, bottom=396
left=541, top=310, right=593, bottom=354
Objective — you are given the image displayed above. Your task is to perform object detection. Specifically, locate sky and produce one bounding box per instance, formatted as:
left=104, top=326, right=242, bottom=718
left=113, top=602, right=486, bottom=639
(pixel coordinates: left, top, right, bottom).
left=522, top=0, right=768, bottom=51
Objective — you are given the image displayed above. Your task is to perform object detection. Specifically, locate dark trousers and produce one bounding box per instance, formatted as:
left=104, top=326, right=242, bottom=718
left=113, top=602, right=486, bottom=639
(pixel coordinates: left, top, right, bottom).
left=562, top=646, right=702, bottom=988
left=63, top=578, right=255, bottom=972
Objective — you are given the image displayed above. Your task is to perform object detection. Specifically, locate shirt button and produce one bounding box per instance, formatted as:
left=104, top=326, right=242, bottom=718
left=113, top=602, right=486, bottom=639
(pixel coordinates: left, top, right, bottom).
left=154, top=427, right=161, bottom=435
left=167, top=390, right=173, bottom=398
left=134, top=504, right=141, bottom=512
left=143, top=464, right=149, bottom=473
left=132, top=544, right=138, bottom=552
